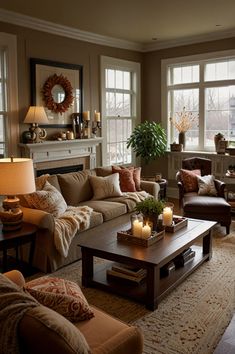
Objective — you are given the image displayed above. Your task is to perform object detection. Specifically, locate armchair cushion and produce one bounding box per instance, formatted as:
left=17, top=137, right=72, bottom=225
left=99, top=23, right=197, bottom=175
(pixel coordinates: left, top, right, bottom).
left=197, top=175, right=217, bottom=196
left=179, top=169, right=201, bottom=192
left=25, top=277, right=94, bottom=322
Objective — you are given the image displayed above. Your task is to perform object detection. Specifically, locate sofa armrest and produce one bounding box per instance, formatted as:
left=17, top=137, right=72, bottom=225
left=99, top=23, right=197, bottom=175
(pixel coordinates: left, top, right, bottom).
left=21, top=206, right=55, bottom=234
left=3, top=270, right=26, bottom=287
left=140, top=180, right=160, bottom=199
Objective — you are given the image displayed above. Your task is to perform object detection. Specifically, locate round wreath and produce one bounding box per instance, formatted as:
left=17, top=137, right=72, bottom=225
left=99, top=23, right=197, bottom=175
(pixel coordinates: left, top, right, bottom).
left=42, top=74, right=74, bottom=114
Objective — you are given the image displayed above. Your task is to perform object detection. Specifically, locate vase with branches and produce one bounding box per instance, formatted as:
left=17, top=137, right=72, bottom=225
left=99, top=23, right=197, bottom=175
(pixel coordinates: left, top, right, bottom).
left=170, top=107, right=198, bottom=149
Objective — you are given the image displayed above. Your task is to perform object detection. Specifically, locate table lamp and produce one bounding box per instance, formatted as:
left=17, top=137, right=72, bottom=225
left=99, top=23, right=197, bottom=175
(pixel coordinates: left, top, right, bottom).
left=0, top=158, right=36, bottom=232
left=24, top=106, right=48, bottom=143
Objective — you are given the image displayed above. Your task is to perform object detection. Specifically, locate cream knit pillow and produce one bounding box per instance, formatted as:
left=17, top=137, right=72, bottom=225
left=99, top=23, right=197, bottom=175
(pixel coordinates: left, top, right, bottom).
left=89, top=173, right=123, bottom=200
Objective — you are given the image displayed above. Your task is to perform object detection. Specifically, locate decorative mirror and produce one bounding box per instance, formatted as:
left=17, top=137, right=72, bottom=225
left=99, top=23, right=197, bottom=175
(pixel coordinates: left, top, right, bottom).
left=30, top=58, right=83, bottom=127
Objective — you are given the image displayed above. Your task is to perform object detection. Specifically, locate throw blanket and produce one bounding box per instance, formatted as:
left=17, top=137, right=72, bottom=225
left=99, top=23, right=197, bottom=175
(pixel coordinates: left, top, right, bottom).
left=123, top=191, right=150, bottom=202
left=0, top=274, right=39, bottom=354
left=54, top=206, right=93, bottom=257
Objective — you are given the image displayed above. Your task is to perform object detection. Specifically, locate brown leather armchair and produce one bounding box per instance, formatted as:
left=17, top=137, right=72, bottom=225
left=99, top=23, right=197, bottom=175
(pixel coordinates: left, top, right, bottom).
left=176, top=157, right=231, bottom=234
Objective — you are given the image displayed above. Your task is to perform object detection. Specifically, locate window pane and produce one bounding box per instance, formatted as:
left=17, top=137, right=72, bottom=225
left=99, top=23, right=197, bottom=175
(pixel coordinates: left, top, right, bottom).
left=171, top=89, right=199, bottom=148
left=115, top=70, right=123, bottom=89
left=106, top=69, right=115, bottom=88
left=0, top=83, right=3, bottom=111
left=172, top=65, right=199, bottom=84
left=205, top=59, right=235, bottom=81
left=124, top=71, right=130, bottom=89
left=205, top=86, right=235, bottom=146
left=0, top=115, right=5, bottom=141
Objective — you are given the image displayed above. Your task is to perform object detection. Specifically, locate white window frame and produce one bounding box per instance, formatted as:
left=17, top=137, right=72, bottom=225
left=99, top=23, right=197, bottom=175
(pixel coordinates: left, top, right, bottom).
left=161, top=49, right=235, bottom=152
left=0, top=32, right=18, bottom=157
left=101, top=56, right=141, bottom=166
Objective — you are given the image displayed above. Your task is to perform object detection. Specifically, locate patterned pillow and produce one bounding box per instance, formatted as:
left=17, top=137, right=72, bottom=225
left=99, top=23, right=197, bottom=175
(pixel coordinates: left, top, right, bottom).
left=89, top=173, right=123, bottom=200
left=24, top=181, right=67, bottom=217
left=180, top=169, right=201, bottom=193
left=25, top=276, right=94, bottom=322
left=197, top=175, right=217, bottom=196
left=112, top=166, right=136, bottom=192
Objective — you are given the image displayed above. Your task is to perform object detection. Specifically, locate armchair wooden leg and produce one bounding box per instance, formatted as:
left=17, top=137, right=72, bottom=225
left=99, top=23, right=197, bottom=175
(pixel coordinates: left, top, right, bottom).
left=226, top=225, right=230, bottom=235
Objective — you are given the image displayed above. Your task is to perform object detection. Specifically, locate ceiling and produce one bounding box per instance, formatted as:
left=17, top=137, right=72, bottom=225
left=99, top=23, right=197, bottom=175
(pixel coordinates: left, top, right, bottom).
left=1, top=1, right=235, bottom=51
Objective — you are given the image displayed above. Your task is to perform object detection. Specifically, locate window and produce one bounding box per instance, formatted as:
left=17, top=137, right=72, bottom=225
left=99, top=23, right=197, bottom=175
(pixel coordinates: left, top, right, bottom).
left=101, top=56, right=140, bottom=166
left=162, top=51, right=235, bottom=151
left=0, top=33, right=18, bottom=157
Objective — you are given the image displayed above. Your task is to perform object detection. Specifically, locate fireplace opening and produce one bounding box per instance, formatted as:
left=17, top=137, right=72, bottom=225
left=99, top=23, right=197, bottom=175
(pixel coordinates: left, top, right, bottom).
left=36, top=164, right=83, bottom=177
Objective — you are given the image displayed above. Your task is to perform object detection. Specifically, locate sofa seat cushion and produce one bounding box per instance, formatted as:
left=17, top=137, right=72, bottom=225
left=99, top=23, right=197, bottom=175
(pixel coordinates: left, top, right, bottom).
left=105, top=196, right=137, bottom=212
left=76, top=306, right=143, bottom=354
left=78, top=201, right=127, bottom=221
left=58, top=170, right=96, bottom=205
left=183, top=195, right=230, bottom=214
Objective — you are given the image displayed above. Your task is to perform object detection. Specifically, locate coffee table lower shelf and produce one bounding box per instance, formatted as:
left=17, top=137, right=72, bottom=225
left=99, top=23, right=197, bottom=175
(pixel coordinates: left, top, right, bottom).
left=82, top=245, right=209, bottom=310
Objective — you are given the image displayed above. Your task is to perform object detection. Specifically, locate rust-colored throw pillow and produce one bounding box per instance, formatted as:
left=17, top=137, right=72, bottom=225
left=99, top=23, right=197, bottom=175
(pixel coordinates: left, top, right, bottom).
left=180, top=169, right=201, bottom=193
left=112, top=166, right=136, bottom=192
left=25, top=276, right=94, bottom=322
left=132, top=167, right=141, bottom=191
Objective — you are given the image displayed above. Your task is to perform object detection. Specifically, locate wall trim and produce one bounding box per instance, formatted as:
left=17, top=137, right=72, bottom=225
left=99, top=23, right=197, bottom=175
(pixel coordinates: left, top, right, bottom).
left=1, top=9, right=235, bottom=53
left=0, top=9, right=142, bottom=52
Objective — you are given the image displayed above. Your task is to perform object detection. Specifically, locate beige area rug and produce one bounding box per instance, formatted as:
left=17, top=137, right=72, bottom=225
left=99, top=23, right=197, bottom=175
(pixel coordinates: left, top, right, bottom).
left=51, top=222, right=235, bottom=354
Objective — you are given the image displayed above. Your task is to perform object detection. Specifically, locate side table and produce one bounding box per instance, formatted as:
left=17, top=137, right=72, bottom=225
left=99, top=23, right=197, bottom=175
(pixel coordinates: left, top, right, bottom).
left=0, top=222, right=38, bottom=272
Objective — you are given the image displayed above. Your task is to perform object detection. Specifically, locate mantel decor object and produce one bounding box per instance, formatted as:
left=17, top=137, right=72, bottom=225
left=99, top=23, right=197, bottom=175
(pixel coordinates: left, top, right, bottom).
left=0, top=157, right=35, bottom=232
left=92, top=111, right=101, bottom=138
left=23, top=106, right=49, bottom=143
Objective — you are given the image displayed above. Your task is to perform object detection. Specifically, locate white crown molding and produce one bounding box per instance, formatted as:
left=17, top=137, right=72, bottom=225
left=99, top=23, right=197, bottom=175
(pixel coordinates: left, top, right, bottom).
left=0, top=8, right=143, bottom=52
left=1, top=8, right=235, bottom=53
left=143, top=28, right=235, bottom=52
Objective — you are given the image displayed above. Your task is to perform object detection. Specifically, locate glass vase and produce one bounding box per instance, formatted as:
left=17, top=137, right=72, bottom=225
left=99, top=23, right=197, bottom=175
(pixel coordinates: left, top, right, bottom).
left=178, top=132, right=185, bottom=150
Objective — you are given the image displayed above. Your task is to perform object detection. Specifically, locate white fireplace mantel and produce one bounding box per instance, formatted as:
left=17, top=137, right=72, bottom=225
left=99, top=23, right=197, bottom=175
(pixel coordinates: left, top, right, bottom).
left=19, top=138, right=103, bottom=170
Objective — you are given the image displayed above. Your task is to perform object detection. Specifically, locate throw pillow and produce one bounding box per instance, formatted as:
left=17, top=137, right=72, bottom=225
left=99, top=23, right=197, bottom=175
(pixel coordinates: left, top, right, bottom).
left=24, top=181, right=67, bottom=217
left=89, top=173, right=123, bottom=200
left=180, top=169, right=201, bottom=193
left=197, top=175, right=217, bottom=196
left=133, top=167, right=142, bottom=191
left=25, top=276, right=94, bottom=322
left=112, top=166, right=136, bottom=192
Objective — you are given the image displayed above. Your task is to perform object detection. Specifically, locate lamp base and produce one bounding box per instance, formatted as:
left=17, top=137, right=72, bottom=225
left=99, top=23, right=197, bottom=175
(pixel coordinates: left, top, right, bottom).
left=0, top=197, right=23, bottom=232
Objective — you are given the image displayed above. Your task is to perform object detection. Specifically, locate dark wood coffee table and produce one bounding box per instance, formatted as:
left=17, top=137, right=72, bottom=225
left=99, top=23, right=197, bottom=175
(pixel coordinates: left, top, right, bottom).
left=78, top=218, right=216, bottom=310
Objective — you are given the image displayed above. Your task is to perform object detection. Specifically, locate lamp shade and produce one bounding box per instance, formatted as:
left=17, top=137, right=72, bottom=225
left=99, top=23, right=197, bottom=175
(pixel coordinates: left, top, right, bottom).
left=24, top=106, right=48, bottom=124
left=0, top=158, right=36, bottom=195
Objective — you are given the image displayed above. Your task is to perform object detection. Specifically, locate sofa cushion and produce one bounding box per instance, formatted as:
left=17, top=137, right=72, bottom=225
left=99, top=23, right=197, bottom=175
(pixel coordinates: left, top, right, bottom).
left=112, top=166, right=136, bottom=192
left=24, top=181, right=67, bottom=217
left=183, top=195, right=230, bottom=214
left=105, top=196, right=137, bottom=212
left=76, top=306, right=143, bottom=354
left=88, top=211, right=103, bottom=228
left=58, top=170, right=96, bottom=205
left=89, top=174, right=123, bottom=200
left=20, top=305, right=90, bottom=354
left=25, top=277, right=94, bottom=322
left=79, top=200, right=127, bottom=221
left=47, top=174, right=61, bottom=192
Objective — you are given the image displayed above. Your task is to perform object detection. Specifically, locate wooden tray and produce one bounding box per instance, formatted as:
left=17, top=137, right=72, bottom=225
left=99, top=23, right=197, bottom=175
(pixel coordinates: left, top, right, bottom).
left=165, top=217, right=188, bottom=233
left=117, top=228, right=164, bottom=247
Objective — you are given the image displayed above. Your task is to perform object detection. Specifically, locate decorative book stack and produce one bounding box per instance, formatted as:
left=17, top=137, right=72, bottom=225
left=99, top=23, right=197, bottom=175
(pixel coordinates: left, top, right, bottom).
left=173, top=248, right=196, bottom=268
left=107, top=263, right=147, bottom=284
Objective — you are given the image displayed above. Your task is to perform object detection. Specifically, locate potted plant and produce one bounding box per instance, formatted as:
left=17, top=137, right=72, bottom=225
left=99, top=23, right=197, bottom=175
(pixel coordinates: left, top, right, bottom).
left=134, top=197, right=165, bottom=231
left=127, top=121, right=167, bottom=164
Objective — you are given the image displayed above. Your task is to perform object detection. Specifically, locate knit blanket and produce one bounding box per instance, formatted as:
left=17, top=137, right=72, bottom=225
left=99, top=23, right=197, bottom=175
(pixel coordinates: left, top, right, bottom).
left=54, top=206, right=93, bottom=257
left=0, top=274, right=39, bottom=354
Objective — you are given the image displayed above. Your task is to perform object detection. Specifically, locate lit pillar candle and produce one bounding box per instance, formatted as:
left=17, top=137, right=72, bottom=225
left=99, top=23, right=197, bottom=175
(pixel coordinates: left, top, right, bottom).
left=94, top=110, right=101, bottom=122
left=83, top=111, right=90, bottom=121
left=132, top=220, right=143, bottom=237
left=142, top=224, right=151, bottom=239
left=163, top=207, right=173, bottom=226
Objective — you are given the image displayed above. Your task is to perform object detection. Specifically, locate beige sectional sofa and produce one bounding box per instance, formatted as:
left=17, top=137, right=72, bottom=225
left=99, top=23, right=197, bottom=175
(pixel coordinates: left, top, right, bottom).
left=21, top=166, right=160, bottom=273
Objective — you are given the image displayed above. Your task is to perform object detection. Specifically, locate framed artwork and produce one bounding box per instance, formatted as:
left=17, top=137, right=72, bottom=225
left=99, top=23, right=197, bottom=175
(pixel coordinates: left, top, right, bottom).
left=30, top=58, right=83, bottom=127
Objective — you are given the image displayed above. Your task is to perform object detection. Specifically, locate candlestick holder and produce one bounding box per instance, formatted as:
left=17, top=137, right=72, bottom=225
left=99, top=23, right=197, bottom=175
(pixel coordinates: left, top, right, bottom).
left=92, top=121, right=101, bottom=138
left=83, top=119, right=91, bottom=139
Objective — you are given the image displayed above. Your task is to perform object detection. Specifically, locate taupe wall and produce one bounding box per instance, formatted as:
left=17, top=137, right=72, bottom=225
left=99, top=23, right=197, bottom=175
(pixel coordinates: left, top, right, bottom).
left=142, top=37, right=235, bottom=180
left=0, top=21, right=142, bottom=165
left=1, top=19, right=235, bottom=177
